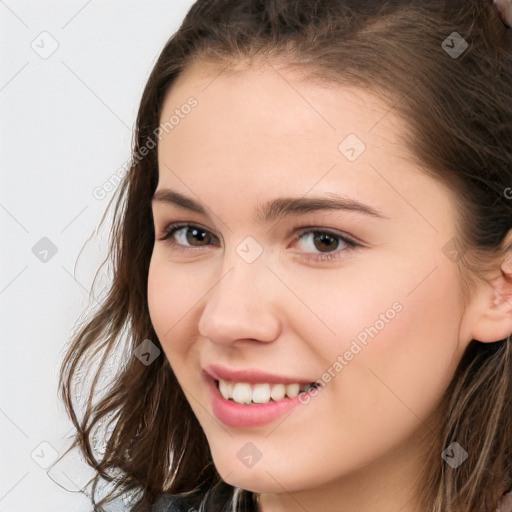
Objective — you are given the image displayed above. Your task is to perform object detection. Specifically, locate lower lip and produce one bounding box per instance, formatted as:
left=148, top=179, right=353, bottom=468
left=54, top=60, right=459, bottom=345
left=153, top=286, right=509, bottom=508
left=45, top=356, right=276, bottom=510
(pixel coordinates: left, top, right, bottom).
left=203, top=373, right=317, bottom=428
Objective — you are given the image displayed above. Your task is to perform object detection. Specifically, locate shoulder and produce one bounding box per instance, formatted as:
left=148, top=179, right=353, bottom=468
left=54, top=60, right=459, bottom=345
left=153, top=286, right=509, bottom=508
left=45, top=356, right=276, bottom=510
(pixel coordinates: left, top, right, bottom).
left=496, top=489, right=512, bottom=512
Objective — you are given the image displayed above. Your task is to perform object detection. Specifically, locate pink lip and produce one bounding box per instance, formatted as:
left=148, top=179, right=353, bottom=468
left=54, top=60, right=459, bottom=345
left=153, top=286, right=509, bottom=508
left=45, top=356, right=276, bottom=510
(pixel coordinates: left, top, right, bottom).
left=203, top=363, right=314, bottom=385
left=201, top=370, right=318, bottom=428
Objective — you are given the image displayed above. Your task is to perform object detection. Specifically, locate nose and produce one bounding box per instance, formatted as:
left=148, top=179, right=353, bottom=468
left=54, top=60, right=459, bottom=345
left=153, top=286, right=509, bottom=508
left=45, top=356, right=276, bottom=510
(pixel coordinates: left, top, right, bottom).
left=197, top=254, right=282, bottom=346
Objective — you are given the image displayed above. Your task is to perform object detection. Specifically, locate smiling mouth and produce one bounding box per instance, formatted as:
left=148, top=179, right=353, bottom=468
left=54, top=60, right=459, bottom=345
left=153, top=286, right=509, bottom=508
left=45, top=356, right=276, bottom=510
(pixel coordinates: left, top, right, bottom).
left=214, top=379, right=319, bottom=405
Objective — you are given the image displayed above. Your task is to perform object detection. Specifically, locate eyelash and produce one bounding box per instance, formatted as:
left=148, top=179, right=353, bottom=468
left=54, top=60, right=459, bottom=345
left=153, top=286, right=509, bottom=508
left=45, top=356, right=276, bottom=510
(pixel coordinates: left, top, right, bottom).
left=157, top=222, right=361, bottom=262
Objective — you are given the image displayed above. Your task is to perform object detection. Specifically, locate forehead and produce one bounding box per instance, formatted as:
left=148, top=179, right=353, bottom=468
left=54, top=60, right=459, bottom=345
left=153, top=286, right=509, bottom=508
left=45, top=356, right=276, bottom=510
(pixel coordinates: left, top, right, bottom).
left=158, top=60, right=412, bottom=169
left=155, top=59, right=455, bottom=230
left=162, top=59, right=402, bottom=137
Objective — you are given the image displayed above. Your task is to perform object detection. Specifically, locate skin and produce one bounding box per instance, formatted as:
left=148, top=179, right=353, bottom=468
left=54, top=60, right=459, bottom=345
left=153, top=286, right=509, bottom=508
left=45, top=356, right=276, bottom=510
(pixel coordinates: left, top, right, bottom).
left=147, top=59, right=512, bottom=512
left=494, top=0, right=512, bottom=27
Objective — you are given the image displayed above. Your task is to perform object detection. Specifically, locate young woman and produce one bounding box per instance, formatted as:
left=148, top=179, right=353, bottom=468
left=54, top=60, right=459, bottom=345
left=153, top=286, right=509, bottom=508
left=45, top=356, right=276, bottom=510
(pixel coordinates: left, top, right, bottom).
left=58, top=1, right=512, bottom=511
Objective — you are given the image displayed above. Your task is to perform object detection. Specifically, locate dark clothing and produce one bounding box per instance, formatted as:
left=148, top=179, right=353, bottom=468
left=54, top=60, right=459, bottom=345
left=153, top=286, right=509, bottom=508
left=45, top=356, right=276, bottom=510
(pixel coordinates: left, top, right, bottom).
left=150, top=494, right=196, bottom=512
left=150, top=489, right=512, bottom=511
left=149, top=485, right=235, bottom=512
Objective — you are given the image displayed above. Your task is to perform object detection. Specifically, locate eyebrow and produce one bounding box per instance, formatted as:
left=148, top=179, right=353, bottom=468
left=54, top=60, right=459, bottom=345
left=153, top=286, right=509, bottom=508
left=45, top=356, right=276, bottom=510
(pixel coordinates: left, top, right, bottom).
left=151, top=188, right=388, bottom=223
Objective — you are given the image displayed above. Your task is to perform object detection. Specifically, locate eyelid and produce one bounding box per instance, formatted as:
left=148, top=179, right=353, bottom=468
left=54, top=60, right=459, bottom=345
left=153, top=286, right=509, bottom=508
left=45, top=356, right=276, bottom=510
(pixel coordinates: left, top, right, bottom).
left=157, top=221, right=220, bottom=244
left=157, top=221, right=364, bottom=263
left=292, top=225, right=361, bottom=246
left=157, top=220, right=362, bottom=242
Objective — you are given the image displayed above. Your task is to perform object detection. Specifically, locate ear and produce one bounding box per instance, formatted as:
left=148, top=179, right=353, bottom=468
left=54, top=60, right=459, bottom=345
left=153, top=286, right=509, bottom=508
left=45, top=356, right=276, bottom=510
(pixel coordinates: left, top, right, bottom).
left=470, top=231, right=512, bottom=344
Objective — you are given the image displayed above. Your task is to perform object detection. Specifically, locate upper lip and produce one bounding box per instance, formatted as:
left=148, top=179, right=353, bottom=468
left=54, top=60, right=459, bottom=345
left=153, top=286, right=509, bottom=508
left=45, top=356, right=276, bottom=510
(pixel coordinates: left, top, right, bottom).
left=203, top=363, right=314, bottom=385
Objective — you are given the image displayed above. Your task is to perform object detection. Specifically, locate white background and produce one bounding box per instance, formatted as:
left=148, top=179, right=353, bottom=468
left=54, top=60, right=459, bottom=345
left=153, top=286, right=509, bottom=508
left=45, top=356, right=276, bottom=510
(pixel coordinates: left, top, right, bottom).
left=0, top=1, right=195, bottom=510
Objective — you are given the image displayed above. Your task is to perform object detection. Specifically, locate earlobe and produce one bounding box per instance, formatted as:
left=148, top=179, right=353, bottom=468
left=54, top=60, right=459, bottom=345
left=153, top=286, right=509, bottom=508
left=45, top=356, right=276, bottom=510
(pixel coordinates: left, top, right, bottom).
left=470, top=234, right=512, bottom=344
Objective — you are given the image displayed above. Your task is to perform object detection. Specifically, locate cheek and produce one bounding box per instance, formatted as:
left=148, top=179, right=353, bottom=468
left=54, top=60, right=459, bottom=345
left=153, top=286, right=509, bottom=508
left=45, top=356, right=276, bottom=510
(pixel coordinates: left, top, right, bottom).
left=318, top=257, right=464, bottom=439
left=147, top=258, right=200, bottom=354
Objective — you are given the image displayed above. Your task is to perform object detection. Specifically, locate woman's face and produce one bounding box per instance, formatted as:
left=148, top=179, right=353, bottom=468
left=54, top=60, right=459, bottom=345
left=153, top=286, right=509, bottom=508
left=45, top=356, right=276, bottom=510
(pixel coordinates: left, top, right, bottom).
left=147, top=61, right=476, bottom=509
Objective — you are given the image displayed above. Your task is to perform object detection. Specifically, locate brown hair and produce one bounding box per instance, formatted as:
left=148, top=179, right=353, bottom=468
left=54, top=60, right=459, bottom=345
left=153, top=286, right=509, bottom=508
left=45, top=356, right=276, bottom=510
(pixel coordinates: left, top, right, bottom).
left=58, top=1, right=512, bottom=511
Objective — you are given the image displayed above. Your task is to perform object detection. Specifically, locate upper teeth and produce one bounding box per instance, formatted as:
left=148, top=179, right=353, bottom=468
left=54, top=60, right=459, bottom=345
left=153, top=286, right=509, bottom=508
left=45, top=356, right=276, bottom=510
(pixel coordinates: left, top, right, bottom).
left=217, top=378, right=315, bottom=404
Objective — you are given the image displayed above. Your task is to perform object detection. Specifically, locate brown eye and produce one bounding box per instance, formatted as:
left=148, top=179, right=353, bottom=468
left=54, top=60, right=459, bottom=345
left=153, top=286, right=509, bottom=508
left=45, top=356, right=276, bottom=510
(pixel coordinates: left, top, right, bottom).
left=160, top=223, right=218, bottom=250
left=312, top=233, right=339, bottom=253
left=291, top=228, right=361, bottom=263
left=295, top=230, right=354, bottom=254
left=183, top=227, right=213, bottom=246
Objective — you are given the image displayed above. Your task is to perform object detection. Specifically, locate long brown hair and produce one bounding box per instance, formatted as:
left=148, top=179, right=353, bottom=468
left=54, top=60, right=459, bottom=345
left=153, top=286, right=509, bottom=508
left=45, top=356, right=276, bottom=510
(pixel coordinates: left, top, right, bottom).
left=58, top=1, right=512, bottom=511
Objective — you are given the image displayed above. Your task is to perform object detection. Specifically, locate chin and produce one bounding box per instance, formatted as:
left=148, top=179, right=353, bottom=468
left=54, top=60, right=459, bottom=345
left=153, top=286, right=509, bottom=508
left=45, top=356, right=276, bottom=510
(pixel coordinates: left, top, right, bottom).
left=221, top=472, right=285, bottom=494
